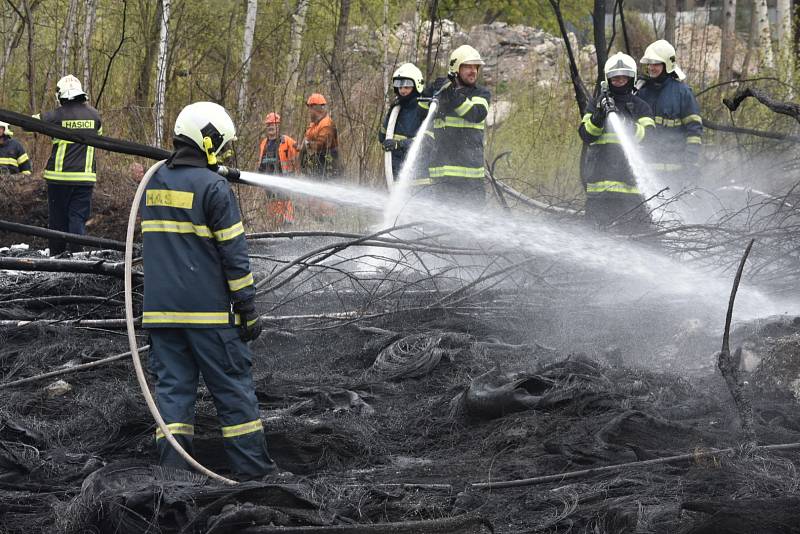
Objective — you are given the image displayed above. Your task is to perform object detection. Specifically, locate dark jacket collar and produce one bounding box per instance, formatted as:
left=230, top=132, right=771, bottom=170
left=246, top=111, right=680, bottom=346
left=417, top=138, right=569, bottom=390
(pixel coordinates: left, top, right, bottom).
left=167, top=136, right=209, bottom=168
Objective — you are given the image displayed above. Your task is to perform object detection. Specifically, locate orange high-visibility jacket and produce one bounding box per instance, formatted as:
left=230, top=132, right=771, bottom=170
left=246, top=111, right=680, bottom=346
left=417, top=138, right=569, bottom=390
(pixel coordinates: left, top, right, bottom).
left=301, top=114, right=339, bottom=178
left=258, top=135, right=299, bottom=174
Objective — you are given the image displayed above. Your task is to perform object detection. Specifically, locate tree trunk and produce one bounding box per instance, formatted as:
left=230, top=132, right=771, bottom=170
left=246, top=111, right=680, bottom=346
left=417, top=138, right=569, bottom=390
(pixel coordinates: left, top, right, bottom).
left=283, top=0, right=309, bottom=127
left=59, top=0, right=79, bottom=76
left=664, top=0, right=677, bottom=43
left=412, top=0, right=423, bottom=63
left=777, top=0, right=792, bottom=67
left=754, top=0, right=775, bottom=68
left=82, top=0, right=97, bottom=95
left=719, top=0, right=737, bottom=81
left=153, top=0, right=171, bottom=147
left=23, top=0, right=35, bottom=115
left=382, top=0, right=389, bottom=98
left=134, top=0, right=161, bottom=109
left=329, top=0, right=352, bottom=109
left=236, top=0, right=259, bottom=122
left=593, top=0, right=607, bottom=90
left=424, top=0, right=439, bottom=82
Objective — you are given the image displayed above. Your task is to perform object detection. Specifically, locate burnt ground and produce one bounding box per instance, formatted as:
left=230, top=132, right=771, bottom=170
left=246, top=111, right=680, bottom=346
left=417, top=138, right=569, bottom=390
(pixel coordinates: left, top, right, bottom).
left=2, top=244, right=800, bottom=534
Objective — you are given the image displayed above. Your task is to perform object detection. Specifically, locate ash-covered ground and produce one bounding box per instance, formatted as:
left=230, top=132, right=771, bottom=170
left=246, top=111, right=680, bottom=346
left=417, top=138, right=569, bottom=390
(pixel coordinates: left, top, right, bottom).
left=1, top=237, right=800, bottom=534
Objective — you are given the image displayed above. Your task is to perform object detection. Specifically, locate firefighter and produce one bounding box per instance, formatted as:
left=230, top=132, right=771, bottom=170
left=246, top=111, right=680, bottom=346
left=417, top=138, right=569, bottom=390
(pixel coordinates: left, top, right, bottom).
left=35, top=75, right=102, bottom=255
left=419, top=44, right=491, bottom=207
left=0, top=121, right=31, bottom=176
left=578, top=52, right=655, bottom=232
left=299, top=93, right=339, bottom=179
left=378, top=63, right=426, bottom=186
left=257, top=112, right=299, bottom=226
left=636, top=40, right=702, bottom=189
left=141, top=101, right=279, bottom=479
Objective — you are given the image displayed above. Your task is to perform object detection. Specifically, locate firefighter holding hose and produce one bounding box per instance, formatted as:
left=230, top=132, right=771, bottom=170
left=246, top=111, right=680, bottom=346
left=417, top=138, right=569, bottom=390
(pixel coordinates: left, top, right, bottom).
left=141, top=101, right=281, bottom=480
left=578, top=53, right=655, bottom=232
left=379, top=63, right=426, bottom=187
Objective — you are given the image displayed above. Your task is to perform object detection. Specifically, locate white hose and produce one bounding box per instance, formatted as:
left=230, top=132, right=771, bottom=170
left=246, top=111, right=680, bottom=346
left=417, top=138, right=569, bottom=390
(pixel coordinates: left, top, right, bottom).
left=383, top=104, right=400, bottom=191
left=124, top=159, right=238, bottom=485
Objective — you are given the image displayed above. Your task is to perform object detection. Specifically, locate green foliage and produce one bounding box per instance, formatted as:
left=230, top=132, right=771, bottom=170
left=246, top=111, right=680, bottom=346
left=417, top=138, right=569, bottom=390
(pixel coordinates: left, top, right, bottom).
left=438, top=0, right=593, bottom=33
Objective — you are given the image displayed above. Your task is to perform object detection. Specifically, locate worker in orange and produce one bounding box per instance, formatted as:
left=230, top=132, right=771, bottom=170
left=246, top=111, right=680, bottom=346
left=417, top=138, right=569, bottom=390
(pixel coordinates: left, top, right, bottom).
left=299, top=93, right=340, bottom=179
left=257, top=112, right=299, bottom=226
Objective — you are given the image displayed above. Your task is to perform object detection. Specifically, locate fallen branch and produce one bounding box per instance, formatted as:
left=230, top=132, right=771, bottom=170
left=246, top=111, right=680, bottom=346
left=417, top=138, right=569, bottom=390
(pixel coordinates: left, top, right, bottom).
left=0, top=318, right=134, bottom=328
left=0, top=219, right=130, bottom=252
left=493, top=179, right=580, bottom=215
left=0, top=295, right=124, bottom=307
left=470, top=440, right=800, bottom=490
left=703, top=119, right=800, bottom=142
left=723, top=87, right=800, bottom=122
left=229, top=514, right=493, bottom=534
left=0, top=345, right=149, bottom=389
left=0, top=256, right=141, bottom=278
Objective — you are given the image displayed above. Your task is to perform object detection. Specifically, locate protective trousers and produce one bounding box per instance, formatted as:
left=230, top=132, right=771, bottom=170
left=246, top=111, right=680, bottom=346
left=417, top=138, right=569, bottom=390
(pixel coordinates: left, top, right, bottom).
left=148, top=327, right=276, bottom=478
left=47, top=183, right=93, bottom=255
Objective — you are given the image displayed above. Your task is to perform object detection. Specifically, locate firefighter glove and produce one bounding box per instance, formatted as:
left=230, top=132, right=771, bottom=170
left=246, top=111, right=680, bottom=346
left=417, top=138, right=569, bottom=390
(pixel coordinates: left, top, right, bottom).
left=217, top=165, right=241, bottom=183
left=234, top=299, right=263, bottom=342
left=382, top=139, right=400, bottom=151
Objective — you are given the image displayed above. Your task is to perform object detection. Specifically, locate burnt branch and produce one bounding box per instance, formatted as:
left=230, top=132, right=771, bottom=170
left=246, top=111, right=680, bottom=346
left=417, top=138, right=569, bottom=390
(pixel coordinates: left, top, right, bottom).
left=723, top=87, right=800, bottom=123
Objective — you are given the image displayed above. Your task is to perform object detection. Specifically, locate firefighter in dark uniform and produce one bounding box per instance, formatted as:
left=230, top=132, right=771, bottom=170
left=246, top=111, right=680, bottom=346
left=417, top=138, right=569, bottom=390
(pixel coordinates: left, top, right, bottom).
left=36, top=75, right=102, bottom=255
left=0, top=121, right=31, bottom=176
left=578, top=53, right=655, bottom=232
left=637, top=40, right=703, bottom=192
left=379, top=63, right=426, bottom=188
left=141, top=101, right=278, bottom=479
left=419, top=45, right=491, bottom=207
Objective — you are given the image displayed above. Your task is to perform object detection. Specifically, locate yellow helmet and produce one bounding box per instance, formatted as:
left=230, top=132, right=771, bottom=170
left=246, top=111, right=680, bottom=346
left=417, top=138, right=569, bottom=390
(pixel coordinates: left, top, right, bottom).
left=448, top=45, right=484, bottom=76
left=640, top=40, right=686, bottom=80
left=392, top=63, right=424, bottom=93
left=604, top=52, right=637, bottom=84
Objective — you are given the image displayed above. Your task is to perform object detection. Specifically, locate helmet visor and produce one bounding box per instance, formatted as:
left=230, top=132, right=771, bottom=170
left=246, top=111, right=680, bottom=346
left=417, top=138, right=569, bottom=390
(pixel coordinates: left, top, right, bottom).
left=606, top=67, right=635, bottom=79
left=639, top=57, right=663, bottom=65
left=392, top=78, right=415, bottom=88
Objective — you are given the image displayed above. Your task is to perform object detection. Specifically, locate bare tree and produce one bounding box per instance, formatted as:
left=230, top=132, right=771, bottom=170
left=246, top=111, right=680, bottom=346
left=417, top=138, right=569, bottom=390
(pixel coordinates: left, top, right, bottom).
left=776, top=0, right=792, bottom=68
left=665, top=0, right=677, bottom=43
left=424, top=0, right=439, bottom=82
left=283, top=0, right=309, bottom=126
left=154, top=0, right=171, bottom=147
left=134, top=0, right=161, bottom=111
left=22, top=0, right=35, bottom=115
left=593, top=0, right=607, bottom=89
left=754, top=0, right=774, bottom=68
left=0, top=1, right=25, bottom=88
left=82, top=0, right=97, bottom=95
left=59, top=0, right=79, bottom=76
left=382, top=0, right=389, bottom=98
left=237, top=0, right=258, bottom=121
left=412, top=0, right=423, bottom=63
left=329, top=0, right=352, bottom=109
left=719, top=0, right=737, bottom=81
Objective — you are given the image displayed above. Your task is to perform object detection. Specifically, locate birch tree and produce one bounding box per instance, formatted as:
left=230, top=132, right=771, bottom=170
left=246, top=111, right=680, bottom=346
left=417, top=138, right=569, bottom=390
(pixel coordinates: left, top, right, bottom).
left=719, top=0, right=737, bottom=81
left=0, top=5, right=25, bottom=88
left=382, top=0, right=389, bottom=99
left=412, top=0, right=423, bottom=63
left=59, top=0, right=79, bottom=76
left=776, top=0, right=792, bottom=67
left=82, top=0, right=97, bottom=95
left=283, top=0, right=309, bottom=125
left=237, top=0, right=258, bottom=121
left=154, top=0, right=171, bottom=147
left=754, top=0, right=774, bottom=68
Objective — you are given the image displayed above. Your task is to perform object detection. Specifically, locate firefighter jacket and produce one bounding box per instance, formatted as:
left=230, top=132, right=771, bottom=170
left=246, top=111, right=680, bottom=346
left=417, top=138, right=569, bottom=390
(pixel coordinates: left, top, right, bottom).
left=636, top=75, right=702, bottom=171
left=578, top=92, right=655, bottom=198
left=379, top=93, right=425, bottom=179
left=141, top=139, right=255, bottom=329
left=0, top=134, right=31, bottom=175
left=419, top=77, right=490, bottom=183
left=258, top=135, right=299, bottom=174
left=39, top=101, right=102, bottom=185
left=300, top=114, right=340, bottom=179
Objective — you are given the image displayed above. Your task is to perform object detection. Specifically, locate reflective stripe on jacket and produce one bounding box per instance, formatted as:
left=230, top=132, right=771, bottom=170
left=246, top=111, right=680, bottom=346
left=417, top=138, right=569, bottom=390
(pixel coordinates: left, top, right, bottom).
left=578, top=92, right=654, bottom=197
left=637, top=76, right=702, bottom=168
left=420, top=77, right=491, bottom=182
left=141, top=163, right=254, bottom=329
left=40, top=102, right=102, bottom=185
left=0, top=136, right=31, bottom=175
left=258, top=135, right=299, bottom=174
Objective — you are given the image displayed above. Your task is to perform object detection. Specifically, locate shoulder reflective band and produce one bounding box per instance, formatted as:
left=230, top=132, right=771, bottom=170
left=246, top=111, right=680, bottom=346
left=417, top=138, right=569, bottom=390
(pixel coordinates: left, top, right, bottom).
left=143, top=311, right=232, bottom=325
left=155, top=422, right=194, bottom=440
left=141, top=219, right=213, bottom=238
left=227, top=272, right=254, bottom=292
left=146, top=189, right=195, bottom=209
left=586, top=181, right=641, bottom=194
left=221, top=419, right=263, bottom=438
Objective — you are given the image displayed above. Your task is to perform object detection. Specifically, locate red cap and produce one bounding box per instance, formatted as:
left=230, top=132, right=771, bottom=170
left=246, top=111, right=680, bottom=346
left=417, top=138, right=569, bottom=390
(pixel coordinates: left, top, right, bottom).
left=306, top=93, right=327, bottom=106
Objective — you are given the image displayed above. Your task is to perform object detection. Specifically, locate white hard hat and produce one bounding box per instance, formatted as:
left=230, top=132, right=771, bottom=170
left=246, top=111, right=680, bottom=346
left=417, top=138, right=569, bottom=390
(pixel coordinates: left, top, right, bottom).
left=174, top=102, right=237, bottom=162
left=604, top=52, right=637, bottom=84
left=392, top=63, right=424, bottom=94
left=640, top=40, right=686, bottom=81
left=448, top=45, right=484, bottom=76
left=0, top=121, right=10, bottom=136
left=56, top=74, right=87, bottom=101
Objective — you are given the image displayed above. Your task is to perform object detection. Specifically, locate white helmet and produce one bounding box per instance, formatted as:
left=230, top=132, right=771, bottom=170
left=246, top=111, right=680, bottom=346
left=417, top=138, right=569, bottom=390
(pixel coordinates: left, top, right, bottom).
left=0, top=121, right=11, bottom=136
left=604, top=52, right=637, bottom=84
left=392, top=63, right=424, bottom=93
left=56, top=74, right=87, bottom=101
left=174, top=102, right=237, bottom=164
left=640, top=40, right=686, bottom=81
left=448, top=45, right=484, bottom=76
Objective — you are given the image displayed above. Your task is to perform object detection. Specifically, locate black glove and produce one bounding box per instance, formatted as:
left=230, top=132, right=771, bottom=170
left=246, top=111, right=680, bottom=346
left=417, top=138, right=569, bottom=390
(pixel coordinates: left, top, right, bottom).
left=234, top=299, right=262, bottom=342
left=590, top=104, right=607, bottom=128
left=216, top=165, right=241, bottom=183
left=382, top=139, right=399, bottom=151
